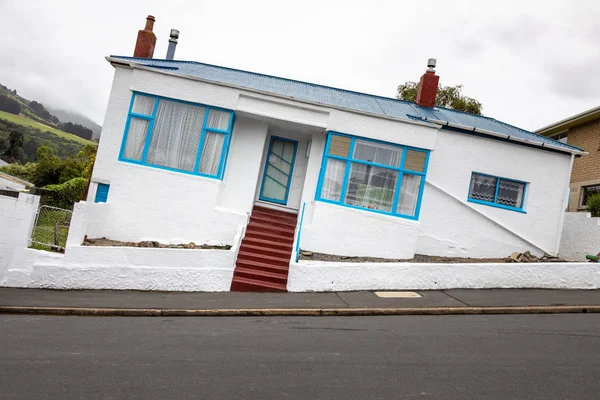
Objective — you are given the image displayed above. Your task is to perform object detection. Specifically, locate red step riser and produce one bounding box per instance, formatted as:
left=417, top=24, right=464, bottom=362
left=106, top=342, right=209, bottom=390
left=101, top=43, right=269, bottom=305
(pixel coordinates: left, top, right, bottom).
left=237, top=252, right=290, bottom=267
left=251, top=210, right=297, bottom=222
left=241, top=238, right=293, bottom=252
left=230, top=280, right=285, bottom=292
left=252, top=206, right=298, bottom=219
left=238, top=244, right=291, bottom=259
left=246, top=222, right=295, bottom=235
left=249, top=216, right=297, bottom=230
left=234, top=270, right=288, bottom=285
left=243, top=231, right=294, bottom=245
left=235, top=259, right=289, bottom=274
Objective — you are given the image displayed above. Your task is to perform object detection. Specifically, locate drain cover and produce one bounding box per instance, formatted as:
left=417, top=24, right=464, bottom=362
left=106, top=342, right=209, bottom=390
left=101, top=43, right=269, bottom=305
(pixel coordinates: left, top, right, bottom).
left=374, top=291, right=422, bottom=298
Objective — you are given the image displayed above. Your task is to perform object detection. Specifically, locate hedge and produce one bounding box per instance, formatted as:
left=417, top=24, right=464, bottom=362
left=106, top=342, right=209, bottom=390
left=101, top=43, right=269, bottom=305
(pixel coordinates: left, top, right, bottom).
left=43, top=177, right=87, bottom=209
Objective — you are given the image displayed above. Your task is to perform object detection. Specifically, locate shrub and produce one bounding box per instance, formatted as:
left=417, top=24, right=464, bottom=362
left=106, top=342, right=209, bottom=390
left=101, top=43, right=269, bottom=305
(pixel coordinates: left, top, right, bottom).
left=43, top=177, right=87, bottom=209
left=587, top=193, right=600, bottom=218
left=0, top=162, right=37, bottom=182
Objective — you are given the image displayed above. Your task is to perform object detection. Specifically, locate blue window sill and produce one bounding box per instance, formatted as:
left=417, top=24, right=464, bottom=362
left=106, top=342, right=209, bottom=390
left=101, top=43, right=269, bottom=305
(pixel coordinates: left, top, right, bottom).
left=316, top=198, right=420, bottom=221
left=467, top=198, right=527, bottom=214
left=118, top=158, right=221, bottom=180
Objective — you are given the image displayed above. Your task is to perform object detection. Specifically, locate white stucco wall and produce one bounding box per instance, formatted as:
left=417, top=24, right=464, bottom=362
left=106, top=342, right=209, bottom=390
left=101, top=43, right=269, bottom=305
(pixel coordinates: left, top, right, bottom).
left=0, top=175, right=26, bottom=191
left=416, top=130, right=572, bottom=258
left=560, top=212, right=600, bottom=262
left=287, top=260, right=599, bottom=292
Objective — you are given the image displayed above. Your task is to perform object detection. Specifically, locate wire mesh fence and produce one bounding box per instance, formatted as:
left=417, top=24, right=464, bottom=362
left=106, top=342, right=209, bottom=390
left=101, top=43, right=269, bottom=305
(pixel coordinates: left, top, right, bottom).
left=30, top=205, right=73, bottom=252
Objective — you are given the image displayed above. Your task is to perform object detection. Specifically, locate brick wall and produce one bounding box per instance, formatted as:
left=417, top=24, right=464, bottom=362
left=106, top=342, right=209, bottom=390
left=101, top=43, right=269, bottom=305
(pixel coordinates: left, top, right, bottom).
left=564, top=119, right=600, bottom=211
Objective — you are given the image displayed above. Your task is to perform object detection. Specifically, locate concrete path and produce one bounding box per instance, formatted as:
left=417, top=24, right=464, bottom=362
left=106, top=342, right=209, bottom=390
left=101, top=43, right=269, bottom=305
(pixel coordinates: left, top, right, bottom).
left=2, top=288, right=600, bottom=316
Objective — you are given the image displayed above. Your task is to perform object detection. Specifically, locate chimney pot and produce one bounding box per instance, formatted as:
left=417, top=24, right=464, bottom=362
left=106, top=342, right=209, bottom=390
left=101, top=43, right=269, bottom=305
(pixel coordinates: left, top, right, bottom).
left=134, top=15, right=157, bottom=59
left=416, top=58, right=440, bottom=108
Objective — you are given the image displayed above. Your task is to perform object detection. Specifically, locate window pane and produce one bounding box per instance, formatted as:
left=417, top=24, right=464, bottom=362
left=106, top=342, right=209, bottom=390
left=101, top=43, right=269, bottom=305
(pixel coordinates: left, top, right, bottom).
left=123, top=117, right=149, bottom=161
left=198, top=132, right=225, bottom=176
left=206, top=109, right=230, bottom=130
left=320, top=159, right=346, bottom=202
left=345, top=163, right=397, bottom=212
left=469, top=174, right=497, bottom=202
left=582, top=185, right=600, bottom=206
left=353, top=139, right=401, bottom=167
left=397, top=174, right=422, bottom=216
left=497, top=179, right=525, bottom=208
left=146, top=100, right=206, bottom=172
left=131, top=95, right=155, bottom=115
left=328, top=135, right=351, bottom=157
left=404, top=150, right=426, bottom=172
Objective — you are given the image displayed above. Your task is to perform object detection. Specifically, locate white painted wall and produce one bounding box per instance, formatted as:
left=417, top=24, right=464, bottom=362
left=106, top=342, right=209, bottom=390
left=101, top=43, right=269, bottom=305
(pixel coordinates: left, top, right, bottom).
left=0, top=193, right=40, bottom=286
left=560, top=212, right=600, bottom=261
left=287, top=260, right=599, bottom=292
left=0, top=175, right=27, bottom=191
left=416, top=130, right=572, bottom=258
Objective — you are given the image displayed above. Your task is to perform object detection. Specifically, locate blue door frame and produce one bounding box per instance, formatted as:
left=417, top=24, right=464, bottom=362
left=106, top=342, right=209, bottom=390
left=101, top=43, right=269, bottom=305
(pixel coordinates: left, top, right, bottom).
left=259, top=136, right=298, bottom=205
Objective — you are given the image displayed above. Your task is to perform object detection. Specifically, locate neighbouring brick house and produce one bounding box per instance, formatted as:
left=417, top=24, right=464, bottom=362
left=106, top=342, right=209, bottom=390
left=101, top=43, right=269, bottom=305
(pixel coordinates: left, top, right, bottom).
left=537, top=106, right=600, bottom=212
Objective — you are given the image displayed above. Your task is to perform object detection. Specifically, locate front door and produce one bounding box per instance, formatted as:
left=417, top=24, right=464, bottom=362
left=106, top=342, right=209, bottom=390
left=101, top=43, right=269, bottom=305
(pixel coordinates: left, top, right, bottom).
left=259, top=136, right=298, bottom=205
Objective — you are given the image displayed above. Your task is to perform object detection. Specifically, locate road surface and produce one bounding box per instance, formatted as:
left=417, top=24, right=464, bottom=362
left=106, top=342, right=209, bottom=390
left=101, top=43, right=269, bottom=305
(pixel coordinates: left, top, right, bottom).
left=1, top=314, right=599, bottom=399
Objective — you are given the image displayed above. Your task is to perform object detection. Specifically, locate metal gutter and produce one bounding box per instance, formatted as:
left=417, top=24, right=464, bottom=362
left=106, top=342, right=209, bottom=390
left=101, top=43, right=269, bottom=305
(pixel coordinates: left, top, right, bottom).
left=536, top=105, right=600, bottom=134
left=425, top=118, right=587, bottom=156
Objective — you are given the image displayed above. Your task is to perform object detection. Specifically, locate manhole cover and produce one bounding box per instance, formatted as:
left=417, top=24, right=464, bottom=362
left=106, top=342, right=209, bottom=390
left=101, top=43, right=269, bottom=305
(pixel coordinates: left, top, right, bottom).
left=374, top=291, right=422, bottom=298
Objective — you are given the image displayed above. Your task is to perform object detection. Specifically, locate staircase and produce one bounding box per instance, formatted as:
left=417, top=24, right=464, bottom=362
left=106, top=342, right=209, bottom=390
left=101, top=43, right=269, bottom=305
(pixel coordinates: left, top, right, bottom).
left=230, top=206, right=298, bottom=292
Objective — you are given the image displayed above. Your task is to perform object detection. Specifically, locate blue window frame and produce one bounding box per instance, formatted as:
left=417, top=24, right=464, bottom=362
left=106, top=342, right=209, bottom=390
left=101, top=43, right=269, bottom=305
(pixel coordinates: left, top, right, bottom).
left=315, top=132, right=430, bottom=220
left=95, top=183, right=110, bottom=203
left=118, top=92, right=235, bottom=179
left=467, top=172, right=527, bottom=213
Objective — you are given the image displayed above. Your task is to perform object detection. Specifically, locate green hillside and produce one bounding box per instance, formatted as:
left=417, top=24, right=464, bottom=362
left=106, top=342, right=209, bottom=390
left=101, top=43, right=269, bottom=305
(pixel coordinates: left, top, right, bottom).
left=0, top=110, right=94, bottom=145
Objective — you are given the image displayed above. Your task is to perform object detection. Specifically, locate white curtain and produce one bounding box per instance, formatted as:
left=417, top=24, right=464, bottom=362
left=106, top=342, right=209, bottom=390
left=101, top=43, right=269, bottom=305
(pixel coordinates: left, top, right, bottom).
left=321, top=159, right=346, bottom=201
left=123, top=118, right=149, bottom=161
left=198, top=132, right=225, bottom=176
left=146, top=100, right=205, bottom=171
left=469, top=174, right=497, bottom=202
left=353, top=140, right=402, bottom=167
left=397, top=174, right=422, bottom=216
left=207, top=109, right=230, bottom=130
left=497, top=179, right=524, bottom=207
left=132, top=95, right=155, bottom=115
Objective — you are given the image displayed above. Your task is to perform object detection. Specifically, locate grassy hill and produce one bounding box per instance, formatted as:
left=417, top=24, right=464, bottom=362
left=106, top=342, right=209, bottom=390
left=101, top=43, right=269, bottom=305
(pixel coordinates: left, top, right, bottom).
left=0, top=110, right=94, bottom=146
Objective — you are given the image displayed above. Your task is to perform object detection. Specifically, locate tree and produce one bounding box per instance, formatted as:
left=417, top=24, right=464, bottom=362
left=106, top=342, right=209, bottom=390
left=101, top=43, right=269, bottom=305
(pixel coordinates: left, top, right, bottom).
left=32, top=146, right=62, bottom=187
left=0, top=94, right=21, bottom=115
left=3, top=130, right=24, bottom=163
left=396, top=82, right=483, bottom=115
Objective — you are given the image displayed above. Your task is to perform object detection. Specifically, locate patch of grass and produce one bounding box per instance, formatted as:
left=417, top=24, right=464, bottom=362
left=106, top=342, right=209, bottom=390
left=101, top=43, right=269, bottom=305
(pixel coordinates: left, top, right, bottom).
left=0, top=110, right=95, bottom=145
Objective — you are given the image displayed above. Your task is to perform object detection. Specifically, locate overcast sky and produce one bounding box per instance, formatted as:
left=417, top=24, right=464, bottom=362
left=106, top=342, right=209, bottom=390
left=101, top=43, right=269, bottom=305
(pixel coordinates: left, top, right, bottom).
left=1, top=0, right=599, bottom=131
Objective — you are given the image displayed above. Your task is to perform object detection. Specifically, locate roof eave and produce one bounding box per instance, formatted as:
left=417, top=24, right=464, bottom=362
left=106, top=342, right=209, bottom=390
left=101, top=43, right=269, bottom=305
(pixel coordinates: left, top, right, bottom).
left=535, top=105, right=600, bottom=136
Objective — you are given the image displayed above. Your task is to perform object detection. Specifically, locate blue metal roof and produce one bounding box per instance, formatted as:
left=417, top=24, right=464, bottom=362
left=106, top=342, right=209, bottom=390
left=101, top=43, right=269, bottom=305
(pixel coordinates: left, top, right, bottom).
left=111, top=56, right=582, bottom=153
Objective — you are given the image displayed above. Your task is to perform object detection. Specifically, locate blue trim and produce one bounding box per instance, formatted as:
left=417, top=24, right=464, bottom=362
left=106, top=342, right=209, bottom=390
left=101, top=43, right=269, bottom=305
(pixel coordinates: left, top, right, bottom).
left=467, top=171, right=527, bottom=213
left=118, top=92, right=235, bottom=180
left=94, top=183, right=110, bottom=203
left=259, top=136, right=298, bottom=205
left=315, top=131, right=429, bottom=220
left=295, top=202, right=306, bottom=262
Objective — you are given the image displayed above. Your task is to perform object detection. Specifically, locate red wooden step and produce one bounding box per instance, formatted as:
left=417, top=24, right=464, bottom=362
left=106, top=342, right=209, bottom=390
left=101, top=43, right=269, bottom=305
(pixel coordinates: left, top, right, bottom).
left=250, top=214, right=297, bottom=229
left=246, top=222, right=295, bottom=235
left=241, top=237, right=293, bottom=252
left=243, top=230, right=294, bottom=245
left=230, top=276, right=286, bottom=292
left=233, top=267, right=288, bottom=284
left=252, top=206, right=298, bottom=219
left=238, top=244, right=292, bottom=258
left=235, top=259, right=289, bottom=274
left=237, top=251, right=291, bottom=266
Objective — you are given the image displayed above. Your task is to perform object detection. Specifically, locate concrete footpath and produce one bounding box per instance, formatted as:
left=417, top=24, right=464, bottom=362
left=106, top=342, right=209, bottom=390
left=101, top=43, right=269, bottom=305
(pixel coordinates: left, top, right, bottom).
left=2, top=288, right=600, bottom=316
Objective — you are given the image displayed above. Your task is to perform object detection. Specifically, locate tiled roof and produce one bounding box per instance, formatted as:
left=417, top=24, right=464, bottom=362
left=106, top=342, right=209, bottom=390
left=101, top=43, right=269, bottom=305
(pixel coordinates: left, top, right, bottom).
left=110, top=56, right=583, bottom=154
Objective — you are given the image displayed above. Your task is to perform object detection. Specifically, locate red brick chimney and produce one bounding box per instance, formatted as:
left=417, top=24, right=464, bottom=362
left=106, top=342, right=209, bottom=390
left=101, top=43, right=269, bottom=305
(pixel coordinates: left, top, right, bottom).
left=416, top=58, right=439, bottom=108
left=133, top=15, right=157, bottom=58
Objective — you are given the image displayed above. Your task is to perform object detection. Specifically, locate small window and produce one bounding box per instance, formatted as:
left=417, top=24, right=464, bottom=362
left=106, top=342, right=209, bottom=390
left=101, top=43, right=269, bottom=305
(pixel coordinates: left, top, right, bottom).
left=468, top=172, right=526, bottom=212
left=328, top=134, right=351, bottom=157
left=580, top=184, right=600, bottom=207
left=95, top=183, right=110, bottom=203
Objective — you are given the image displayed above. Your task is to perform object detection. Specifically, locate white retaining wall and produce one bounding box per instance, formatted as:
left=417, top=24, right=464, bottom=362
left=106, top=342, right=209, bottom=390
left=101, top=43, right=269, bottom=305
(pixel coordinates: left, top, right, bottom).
left=560, top=212, right=600, bottom=262
left=287, top=260, right=600, bottom=292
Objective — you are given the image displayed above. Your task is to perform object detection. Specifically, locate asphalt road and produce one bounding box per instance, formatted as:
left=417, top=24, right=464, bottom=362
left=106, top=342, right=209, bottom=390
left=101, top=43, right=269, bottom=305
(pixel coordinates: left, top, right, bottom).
left=1, top=315, right=599, bottom=399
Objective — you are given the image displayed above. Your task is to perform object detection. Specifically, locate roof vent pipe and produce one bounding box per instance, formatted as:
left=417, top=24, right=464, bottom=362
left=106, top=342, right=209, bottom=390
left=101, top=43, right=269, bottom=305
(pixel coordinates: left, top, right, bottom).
left=166, top=29, right=179, bottom=60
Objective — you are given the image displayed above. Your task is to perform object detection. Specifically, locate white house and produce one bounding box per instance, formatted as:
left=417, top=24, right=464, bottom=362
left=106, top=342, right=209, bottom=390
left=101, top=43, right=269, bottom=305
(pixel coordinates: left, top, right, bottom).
left=80, top=16, right=584, bottom=292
